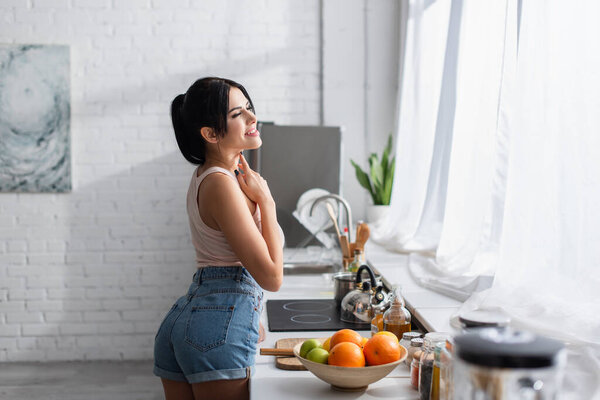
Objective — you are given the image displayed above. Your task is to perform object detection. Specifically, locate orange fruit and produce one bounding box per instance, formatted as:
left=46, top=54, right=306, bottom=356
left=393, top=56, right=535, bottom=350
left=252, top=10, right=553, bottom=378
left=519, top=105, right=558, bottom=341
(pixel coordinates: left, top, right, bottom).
left=328, top=342, right=366, bottom=367
left=322, top=337, right=332, bottom=352
left=374, top=331, right=399, bottom=343
left=360, top=337, right=369, bottom=349
left=363, top=334, right=402, bottom=366
left=329, top=329, right=364, bottom=350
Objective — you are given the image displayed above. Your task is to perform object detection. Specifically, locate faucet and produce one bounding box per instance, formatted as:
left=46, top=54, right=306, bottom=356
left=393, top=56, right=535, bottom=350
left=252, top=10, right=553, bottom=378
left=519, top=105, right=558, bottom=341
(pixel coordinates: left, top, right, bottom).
left=309, top=194, right=353, bottom=243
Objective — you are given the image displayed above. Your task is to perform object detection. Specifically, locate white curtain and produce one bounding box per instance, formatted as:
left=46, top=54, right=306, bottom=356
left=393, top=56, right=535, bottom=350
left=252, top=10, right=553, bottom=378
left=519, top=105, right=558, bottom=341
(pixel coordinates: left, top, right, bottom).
left=374, top=0, right=600, bottom=346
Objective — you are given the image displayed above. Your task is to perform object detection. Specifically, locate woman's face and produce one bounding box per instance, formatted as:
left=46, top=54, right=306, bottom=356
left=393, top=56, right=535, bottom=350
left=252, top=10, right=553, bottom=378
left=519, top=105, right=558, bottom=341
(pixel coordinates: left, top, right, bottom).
left=221, top=86, right=261, bottom=151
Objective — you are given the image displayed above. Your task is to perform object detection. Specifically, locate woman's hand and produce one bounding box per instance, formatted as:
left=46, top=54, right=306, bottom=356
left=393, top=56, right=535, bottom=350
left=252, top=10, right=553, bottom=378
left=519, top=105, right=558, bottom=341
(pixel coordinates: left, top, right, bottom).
left=235, top=153, right=274, bottom=206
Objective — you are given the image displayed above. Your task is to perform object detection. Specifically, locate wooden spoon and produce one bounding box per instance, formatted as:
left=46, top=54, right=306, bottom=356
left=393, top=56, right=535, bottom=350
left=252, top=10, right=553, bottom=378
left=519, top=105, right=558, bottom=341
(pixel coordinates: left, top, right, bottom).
left=325, top=202, right=342, bottom=238
left=355, top=222, right=370, bottom=251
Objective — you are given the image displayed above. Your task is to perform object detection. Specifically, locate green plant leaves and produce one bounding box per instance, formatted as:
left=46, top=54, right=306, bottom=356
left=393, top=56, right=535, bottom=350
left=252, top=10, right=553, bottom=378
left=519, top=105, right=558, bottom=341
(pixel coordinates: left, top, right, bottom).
left=350, top=159, right=377, bottom=205
left=350, top=133, right=396, bottom=205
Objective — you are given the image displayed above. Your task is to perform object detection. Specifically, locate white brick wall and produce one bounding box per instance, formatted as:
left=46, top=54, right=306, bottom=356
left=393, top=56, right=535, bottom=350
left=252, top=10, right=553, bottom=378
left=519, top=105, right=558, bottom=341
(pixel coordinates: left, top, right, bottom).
left=0, top=0, right=321, bottom=362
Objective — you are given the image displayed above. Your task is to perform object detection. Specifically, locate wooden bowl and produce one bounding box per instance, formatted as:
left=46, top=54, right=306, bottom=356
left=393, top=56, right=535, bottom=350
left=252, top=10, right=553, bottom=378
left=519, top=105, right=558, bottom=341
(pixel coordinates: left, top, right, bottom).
left=293, top=343, right=407, bottom=391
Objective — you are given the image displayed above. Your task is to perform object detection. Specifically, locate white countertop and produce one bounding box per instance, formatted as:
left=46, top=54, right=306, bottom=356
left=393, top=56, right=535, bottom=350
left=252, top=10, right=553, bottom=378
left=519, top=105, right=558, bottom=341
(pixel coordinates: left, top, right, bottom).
left=251, top=241, right=458, bottom=399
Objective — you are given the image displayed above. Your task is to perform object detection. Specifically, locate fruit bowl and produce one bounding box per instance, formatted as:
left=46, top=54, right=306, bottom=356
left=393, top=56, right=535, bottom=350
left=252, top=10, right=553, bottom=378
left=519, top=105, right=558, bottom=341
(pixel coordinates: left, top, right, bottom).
left=293, top=343, right=407, bottom=392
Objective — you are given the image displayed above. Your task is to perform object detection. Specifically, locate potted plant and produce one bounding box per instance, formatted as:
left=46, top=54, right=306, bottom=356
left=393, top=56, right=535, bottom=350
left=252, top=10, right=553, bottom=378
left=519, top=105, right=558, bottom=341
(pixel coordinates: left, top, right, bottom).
left=350, top=134, right=395, bottom=223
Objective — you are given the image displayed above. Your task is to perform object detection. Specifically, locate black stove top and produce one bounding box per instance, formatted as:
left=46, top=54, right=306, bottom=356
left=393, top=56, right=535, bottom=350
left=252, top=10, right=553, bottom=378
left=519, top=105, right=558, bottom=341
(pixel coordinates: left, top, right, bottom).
left=266, top=299, right=370, bottom=332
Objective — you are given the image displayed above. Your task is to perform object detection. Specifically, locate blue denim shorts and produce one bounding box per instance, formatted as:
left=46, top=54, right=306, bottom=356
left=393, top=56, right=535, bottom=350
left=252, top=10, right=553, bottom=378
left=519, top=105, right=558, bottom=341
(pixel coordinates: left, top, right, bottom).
left=153, top=266, right=264, bottom=383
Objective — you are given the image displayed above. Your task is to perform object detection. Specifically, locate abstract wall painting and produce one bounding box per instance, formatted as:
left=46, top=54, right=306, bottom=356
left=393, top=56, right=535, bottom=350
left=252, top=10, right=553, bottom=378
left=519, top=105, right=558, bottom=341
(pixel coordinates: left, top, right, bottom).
left=0, top=44, right=71, bottom=192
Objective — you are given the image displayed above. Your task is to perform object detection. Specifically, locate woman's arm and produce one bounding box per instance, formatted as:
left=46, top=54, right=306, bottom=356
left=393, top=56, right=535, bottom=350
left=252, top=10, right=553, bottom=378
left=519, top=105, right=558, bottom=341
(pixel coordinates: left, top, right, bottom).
left=201, top=156, right=283, bottom=291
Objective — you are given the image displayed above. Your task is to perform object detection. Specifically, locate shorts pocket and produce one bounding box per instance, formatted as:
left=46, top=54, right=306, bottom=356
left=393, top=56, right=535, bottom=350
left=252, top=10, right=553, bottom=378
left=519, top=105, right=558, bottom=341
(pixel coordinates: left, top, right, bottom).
left=184, top=305, right=234, bottom=352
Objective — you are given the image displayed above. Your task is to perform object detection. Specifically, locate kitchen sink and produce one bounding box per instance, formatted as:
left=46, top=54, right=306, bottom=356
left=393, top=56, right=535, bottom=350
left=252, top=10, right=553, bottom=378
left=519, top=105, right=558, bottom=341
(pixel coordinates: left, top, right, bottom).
left=283, top=263, right=336, bottom=275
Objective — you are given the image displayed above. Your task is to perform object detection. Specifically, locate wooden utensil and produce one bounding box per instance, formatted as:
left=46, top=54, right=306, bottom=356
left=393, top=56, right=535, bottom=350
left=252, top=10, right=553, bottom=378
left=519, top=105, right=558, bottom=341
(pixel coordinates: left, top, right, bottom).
left=339, top=234, right=351, bottom=259
left=325, top=202, right=342, bottom=238
left=355, top=222, right=370, bottom=251
left=260, top=348, right=295, bottom=356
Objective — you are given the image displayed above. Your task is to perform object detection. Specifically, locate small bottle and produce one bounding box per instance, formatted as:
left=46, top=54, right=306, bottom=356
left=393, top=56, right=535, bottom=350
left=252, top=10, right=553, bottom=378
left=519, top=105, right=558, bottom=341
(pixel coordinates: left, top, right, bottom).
left=347, top=249, right=363, bottom=273
left=431, top=343, right=444, bottom=400
left=410, top=349, right=422, bottom=390
left=405, top=337, right=424, bottom=367
left=382, top=286, right=411, bottom=341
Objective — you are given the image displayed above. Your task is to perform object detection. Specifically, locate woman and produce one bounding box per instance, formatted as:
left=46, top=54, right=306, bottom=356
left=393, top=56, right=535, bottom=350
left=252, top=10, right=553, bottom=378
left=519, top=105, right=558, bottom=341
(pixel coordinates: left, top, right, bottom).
left=153, top=77, right=283, bottom=400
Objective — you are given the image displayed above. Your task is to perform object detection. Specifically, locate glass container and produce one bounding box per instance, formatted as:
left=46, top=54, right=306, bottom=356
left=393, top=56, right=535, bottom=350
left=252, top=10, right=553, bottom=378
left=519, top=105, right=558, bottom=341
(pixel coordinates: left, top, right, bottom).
left=453, top=328, right=566, bottom=400
left=419, top=332, right=451, bottom=400
left=347, top=248, right=363, bottom=273
left=382, top=285, right=411, bottom=341
left=439, top=338, right=453, bottom=400
left=411, top=349, right=422, bottom=390
left=406, top=337, right=424, bottom=367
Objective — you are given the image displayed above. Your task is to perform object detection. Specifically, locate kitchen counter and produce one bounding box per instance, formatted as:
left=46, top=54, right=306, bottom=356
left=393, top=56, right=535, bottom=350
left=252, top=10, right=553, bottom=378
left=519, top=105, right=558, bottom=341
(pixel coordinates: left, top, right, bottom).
left=252, top=241, right=460, bottom=399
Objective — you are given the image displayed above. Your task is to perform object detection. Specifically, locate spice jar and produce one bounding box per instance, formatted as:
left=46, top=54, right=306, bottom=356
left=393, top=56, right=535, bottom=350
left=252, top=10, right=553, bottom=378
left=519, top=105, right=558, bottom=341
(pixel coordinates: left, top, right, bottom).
left=406, top=337, right=424, bottom=367
left=382, top=286, right=411, bottom=341
left=399, top=331, right=422, bottom=354
left=439, top=338, right=453, bottom=400
left=419, top=332, right=450, bottom=400
left=431, top=343, right=444, bottom=400
left=411, top=349, right=422, bottom=390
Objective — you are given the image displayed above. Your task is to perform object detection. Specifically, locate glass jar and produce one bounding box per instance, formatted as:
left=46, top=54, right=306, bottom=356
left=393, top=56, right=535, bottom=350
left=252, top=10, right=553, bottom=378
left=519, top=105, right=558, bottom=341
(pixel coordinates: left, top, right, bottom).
left=399, top=331, right=422, bottom=353
left=431, top=343, right=444, bottom=400
left=453, top=329, right=566, bottom=400
left=370, top=308, right=384, bottom=336
left=382, top=286, right=411, bottom=341
left=419, top=332, right=450, bottom=400
left=439, top=339, right=453, bottom=400
left=347, top=248, right=363, bottom=273
left=411, top=349, right=422, bottom=390
left=406, top=337, right=424, bottom=367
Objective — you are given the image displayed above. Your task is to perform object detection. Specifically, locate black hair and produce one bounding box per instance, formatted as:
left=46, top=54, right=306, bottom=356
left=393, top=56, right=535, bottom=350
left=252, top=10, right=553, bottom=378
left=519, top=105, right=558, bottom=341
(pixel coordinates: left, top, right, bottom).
left=171, top=77, right=255, bottom=165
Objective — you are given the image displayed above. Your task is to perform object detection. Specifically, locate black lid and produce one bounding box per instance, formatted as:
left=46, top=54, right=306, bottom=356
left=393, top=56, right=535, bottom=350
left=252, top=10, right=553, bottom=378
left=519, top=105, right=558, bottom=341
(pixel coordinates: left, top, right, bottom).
left=458, top=310, right=510, bottom=328
left=454, top=329, right=564, bottom=368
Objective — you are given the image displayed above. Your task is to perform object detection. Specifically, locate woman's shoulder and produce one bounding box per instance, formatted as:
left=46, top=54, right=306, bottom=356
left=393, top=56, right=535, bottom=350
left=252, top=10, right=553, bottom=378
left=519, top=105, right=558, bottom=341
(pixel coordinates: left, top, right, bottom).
left=196, top=166, right=236, bottom=181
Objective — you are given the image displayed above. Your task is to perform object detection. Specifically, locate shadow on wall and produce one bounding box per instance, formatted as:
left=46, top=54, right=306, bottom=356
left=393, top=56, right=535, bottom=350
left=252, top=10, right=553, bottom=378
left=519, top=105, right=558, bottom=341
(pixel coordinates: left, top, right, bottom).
left=3, top=0, right=320, bottom=361
left=51, top=151, right=197, bottom=361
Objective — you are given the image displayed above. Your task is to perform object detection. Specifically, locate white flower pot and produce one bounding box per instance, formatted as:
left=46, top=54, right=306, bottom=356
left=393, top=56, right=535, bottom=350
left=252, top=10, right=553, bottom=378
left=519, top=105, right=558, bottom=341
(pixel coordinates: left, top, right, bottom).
left=366, top=205, right=390, bottom=224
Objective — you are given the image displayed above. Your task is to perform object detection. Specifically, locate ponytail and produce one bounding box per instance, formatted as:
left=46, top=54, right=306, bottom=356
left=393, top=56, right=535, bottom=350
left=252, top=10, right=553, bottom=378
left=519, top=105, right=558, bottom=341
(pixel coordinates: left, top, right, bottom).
left=171, top=93, right=205, bottom=165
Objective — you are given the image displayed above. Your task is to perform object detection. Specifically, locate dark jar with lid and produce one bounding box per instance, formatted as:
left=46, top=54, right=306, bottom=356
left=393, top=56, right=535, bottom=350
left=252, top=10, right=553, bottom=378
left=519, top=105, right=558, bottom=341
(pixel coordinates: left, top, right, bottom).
left=453, top=328, right=566, bottom=400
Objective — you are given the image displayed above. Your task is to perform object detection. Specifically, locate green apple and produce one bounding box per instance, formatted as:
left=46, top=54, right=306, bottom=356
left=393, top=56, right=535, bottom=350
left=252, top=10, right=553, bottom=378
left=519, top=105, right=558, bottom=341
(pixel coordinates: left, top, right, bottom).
left=299, top=339, right=321, bottom=358
left=306, top=347, right=329, bottom=364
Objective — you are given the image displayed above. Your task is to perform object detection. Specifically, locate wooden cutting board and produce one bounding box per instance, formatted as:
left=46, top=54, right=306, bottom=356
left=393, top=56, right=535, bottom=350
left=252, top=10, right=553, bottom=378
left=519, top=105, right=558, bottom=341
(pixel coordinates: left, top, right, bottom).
left=273, top=337, right=327, bottom=371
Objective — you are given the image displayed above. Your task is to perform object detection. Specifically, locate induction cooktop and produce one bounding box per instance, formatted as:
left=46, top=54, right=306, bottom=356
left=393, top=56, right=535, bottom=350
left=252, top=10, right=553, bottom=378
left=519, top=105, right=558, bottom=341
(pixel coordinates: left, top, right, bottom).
left=266, top=299, right=370, bottom=332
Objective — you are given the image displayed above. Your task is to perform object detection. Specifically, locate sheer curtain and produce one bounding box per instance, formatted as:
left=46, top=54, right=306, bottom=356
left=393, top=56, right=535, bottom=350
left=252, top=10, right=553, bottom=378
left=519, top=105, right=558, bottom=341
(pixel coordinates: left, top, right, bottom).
left=374, top=0, right=600, bottom=345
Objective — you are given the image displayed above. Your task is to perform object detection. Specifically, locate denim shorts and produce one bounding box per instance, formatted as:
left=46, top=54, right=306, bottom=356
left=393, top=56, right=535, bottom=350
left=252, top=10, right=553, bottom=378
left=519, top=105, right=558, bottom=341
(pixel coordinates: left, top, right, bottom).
left=153, top=266, right=264, bottom=383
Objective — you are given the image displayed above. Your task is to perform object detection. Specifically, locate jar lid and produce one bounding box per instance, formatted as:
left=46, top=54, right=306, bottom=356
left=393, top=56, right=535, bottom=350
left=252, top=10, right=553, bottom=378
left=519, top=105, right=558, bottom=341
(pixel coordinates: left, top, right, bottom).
left=454, top=328, right=564, bottom=368
left=423, top=332, right=451, bottom=347
left=458, top=310, right=511, bottom=328
left=402, top=331, right=422, bottom=340
left=410, top=338, right=424, bottom=347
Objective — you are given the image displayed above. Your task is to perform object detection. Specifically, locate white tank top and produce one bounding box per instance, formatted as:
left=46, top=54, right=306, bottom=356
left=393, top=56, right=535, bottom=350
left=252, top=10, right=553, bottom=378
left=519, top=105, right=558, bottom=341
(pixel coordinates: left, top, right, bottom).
left=186, top=166, right=262, bottom=268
